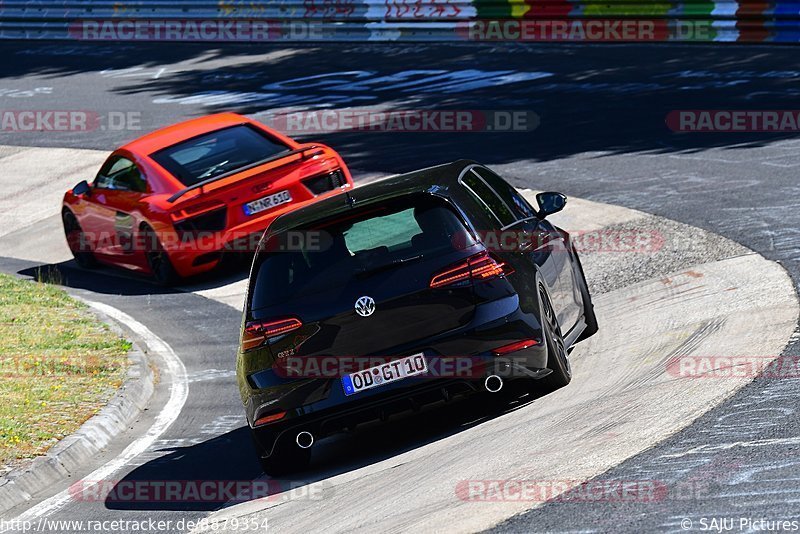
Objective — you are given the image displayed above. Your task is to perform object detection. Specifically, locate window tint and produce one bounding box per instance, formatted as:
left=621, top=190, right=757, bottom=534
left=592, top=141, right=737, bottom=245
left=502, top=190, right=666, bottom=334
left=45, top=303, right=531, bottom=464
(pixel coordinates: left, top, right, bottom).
left=473, top=168, right=536, bottom=221
left=151, top=124, right=289, bottom=186
left=344, top=208, right=422, bottom=254
left=94, top=157, right=147, bottom=192
left=461, top=170, right=516, bottom=226
left=251, top=195, right=475, bottom=310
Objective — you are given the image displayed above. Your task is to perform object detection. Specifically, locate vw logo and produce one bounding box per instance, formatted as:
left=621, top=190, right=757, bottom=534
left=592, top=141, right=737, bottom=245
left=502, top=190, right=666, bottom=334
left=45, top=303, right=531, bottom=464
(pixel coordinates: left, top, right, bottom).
left=354, top=296, right=376, bottom=317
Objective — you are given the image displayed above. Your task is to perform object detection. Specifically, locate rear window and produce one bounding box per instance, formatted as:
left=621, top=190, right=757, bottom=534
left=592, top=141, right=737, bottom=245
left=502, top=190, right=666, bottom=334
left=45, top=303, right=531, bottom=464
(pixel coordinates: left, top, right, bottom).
left=250, top=195, right=475, bottom=310
left=151, top=124, right=289, bottom=186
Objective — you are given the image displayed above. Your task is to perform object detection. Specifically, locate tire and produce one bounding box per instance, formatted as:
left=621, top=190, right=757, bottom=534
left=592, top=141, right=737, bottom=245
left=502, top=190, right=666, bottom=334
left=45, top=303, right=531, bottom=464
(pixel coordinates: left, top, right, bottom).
left=537, top=284, right=572, bottom=394
left=142, top=225, right=179, bottom=286
left=62, top=209, right=98, bottom=269
left=251, top=431, right=311, bottom=476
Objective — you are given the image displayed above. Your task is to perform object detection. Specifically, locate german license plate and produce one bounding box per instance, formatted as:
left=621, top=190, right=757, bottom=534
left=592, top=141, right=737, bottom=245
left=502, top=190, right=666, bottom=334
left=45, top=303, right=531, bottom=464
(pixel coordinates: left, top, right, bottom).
left=342, top=353, right=428, bottom=396
left=244, top=190, right=292, bottom=216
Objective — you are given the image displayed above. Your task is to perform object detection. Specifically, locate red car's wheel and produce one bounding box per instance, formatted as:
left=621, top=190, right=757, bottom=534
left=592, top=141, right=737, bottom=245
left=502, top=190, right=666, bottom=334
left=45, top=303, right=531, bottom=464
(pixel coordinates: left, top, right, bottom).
left=142, top=225, right=179, bottom=286
left=62, top=209, right=98, bottom=269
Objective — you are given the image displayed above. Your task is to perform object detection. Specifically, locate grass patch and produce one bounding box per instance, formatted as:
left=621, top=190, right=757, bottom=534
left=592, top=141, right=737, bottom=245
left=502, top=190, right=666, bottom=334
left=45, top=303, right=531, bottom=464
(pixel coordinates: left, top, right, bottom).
left=0, top=274, right=131, bottom=470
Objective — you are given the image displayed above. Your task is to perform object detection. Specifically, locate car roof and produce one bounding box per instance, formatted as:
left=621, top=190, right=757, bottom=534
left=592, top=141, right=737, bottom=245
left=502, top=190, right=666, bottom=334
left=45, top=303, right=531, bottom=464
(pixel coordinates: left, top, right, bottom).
left=121, top=112, right=253, bottom=155
left=264, top=159, right=478, bottom=238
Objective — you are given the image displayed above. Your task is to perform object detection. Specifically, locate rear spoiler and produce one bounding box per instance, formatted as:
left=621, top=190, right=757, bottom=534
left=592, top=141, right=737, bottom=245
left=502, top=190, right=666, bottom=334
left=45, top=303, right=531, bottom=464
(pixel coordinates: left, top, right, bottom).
left=167, top=145, right=324, bottom=203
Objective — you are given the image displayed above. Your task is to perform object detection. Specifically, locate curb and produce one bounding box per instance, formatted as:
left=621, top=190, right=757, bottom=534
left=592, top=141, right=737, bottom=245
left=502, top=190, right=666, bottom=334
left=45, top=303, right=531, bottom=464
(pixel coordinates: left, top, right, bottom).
left=0, top=301, right=155, bottom=518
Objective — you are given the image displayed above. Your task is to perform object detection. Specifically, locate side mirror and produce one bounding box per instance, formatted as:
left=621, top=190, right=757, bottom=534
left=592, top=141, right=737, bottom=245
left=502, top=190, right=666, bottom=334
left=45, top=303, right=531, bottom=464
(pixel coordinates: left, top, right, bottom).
left=73, top=180, right=91, bottom=196
left=535, top=192, right=567, bottom=218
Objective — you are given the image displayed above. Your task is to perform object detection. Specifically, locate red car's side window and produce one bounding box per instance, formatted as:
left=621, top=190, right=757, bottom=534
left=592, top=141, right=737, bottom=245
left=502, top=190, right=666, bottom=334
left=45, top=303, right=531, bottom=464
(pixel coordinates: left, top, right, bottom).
left=95, top=156, right=147, bottom=193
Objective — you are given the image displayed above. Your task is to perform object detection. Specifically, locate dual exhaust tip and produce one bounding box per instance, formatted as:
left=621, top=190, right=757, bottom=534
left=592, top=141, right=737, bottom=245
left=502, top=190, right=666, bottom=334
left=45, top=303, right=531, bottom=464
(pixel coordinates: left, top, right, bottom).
left=294, top=375, right=504, bottom=448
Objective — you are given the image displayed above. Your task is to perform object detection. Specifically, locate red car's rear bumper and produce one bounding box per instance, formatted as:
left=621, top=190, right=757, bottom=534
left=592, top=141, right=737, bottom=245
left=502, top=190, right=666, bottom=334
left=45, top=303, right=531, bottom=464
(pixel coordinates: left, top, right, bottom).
left=164, top=184, right=352, bottom=278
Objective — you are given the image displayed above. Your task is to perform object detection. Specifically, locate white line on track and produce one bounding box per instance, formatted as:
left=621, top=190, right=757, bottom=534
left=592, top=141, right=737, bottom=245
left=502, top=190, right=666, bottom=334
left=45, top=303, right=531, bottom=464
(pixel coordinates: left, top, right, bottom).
left=3, top=300, right=189, bottom=525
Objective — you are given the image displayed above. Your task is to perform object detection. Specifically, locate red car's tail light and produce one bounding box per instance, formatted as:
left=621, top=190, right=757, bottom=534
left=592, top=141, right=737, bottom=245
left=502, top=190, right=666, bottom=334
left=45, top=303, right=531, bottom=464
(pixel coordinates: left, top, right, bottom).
left=242, top=317, right=302, bottom=352
left=254, top=411, right=287, bottom=427
left=430, top=252, right=514, bottom=289
left=302, top=169, right=347, bottom=195
left=172, top=207, right=228, bottom=239
left=170, top=200, right=227, bottom=222
left=492, top=339, right=539, bottom=356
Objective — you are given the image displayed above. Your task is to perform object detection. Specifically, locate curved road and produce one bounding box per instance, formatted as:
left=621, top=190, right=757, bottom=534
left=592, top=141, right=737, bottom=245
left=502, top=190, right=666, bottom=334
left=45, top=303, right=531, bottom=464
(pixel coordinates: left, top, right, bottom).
left=1, top=41, right=800, bottom=532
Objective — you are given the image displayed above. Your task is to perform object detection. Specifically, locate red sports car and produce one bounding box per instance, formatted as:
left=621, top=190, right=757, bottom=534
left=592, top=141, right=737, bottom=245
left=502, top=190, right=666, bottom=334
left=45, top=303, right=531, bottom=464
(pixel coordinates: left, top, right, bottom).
left=62, top=113, right=354, bottom=284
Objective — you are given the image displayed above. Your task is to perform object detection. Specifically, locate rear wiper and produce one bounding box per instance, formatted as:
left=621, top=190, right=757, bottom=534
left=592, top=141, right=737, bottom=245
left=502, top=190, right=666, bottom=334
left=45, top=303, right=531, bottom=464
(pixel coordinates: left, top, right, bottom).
left=356, top=254, right=424, bottom=278
left=197, top=160, right=230, bottom=180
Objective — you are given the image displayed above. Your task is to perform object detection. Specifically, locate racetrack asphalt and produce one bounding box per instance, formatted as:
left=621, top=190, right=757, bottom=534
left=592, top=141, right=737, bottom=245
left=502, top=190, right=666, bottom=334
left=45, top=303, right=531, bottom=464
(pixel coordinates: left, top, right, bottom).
left=1, top=41, right=800, bottom=532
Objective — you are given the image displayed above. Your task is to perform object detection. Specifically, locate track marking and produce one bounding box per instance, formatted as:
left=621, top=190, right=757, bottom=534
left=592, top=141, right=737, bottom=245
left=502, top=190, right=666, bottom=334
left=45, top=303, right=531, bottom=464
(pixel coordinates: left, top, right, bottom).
left=4, top=300, right=189, bottom=524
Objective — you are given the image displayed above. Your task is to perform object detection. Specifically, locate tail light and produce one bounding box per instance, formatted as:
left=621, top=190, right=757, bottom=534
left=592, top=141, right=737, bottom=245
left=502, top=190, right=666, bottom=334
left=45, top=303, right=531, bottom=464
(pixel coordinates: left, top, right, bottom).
left=303, top=169, right=346, bottom=195
left=170, top=200, right=227, bottom=221
left=171, top=202, right=227, bottom=239
left=430, top=252, right=514, bottom=289
left=254, top=410, right=287, bottom=427
left=242, top=317, right=302, bottom=352
left=492, top=339, right=538, bottom=356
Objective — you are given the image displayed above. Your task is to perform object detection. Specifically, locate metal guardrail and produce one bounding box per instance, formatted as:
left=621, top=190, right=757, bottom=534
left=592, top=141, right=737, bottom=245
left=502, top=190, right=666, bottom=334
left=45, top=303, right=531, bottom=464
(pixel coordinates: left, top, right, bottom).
left=1, top=1, right=799, bottom=41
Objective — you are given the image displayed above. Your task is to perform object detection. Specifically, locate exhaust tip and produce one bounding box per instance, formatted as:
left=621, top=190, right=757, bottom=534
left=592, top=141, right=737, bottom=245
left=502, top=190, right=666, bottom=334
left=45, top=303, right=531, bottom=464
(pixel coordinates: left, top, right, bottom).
left=296, top=431, right=314, bottom=449
left=484, top=374, right=504, bottom=393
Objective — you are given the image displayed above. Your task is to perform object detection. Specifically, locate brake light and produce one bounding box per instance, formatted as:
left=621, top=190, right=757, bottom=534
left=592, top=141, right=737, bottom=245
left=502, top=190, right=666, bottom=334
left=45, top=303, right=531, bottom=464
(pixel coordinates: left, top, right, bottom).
left=172, top=207, right=228, bottom=239
left=492, top=339, right=538, bottom=356
left=242, top=317, right=302, bottom=351
left=303, top=169, right=347, bottom=195
left=170, top=200, right=227, bottom=222
left=254, top=411, right=287, bottom=427
left=430, top=252, right=513, bottom=289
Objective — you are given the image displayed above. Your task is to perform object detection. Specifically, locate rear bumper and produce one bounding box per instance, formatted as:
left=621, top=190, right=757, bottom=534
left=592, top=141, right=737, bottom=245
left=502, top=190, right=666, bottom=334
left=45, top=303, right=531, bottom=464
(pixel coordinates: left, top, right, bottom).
left=241, top=294, right=549, bottom=457
left=164, top=186, right=352, bottom=277
left=252, top=377, right=483, bottom=457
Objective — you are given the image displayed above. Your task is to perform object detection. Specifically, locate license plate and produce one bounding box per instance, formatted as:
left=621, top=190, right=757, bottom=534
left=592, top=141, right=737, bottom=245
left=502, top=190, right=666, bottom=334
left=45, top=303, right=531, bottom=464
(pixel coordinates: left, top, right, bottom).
left=244, top=190, right=292, bottom=216
left=342, top=353, right=428, bottom=396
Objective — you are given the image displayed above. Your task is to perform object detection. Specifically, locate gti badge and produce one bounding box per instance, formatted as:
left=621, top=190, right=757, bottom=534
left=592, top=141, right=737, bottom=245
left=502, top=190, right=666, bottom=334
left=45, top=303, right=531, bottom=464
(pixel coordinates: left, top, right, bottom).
left=354, top=296, right=376, bottom=317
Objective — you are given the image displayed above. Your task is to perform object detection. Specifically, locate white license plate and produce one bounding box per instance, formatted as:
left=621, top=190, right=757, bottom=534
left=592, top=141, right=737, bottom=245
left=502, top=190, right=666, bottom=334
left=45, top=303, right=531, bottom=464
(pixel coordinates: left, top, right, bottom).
left=244, top=190, right=292, bottom=216
left=342, top=353, right=428, bottom=396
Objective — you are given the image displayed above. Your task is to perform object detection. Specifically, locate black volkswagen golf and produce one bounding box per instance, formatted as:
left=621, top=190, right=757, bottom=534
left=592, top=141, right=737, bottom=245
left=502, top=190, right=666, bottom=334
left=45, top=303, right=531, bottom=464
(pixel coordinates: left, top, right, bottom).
left=237, top=160, right=598, bottom=474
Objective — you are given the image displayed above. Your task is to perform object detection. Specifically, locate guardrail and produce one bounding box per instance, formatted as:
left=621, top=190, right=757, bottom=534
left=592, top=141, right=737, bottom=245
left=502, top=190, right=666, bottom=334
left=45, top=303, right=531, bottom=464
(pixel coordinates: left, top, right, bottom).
left=1, top=1, right=799, bottom=42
